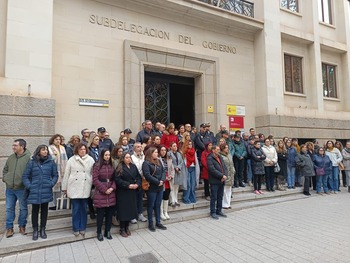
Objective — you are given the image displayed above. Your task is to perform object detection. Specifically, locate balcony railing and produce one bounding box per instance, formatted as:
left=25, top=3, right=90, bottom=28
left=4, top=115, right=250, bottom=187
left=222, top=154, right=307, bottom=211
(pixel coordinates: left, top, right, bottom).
left=198, top=0, right=254, bottom=18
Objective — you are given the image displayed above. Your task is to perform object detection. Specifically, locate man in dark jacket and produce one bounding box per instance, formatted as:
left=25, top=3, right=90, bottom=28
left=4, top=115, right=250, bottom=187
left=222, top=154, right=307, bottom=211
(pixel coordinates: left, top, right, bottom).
left=207, top=145, right=228, bottom=219
left=2, top=139, right=31, bottom=237
left=98, top=127, right=114, bottom=152
left=136, top=120, right=155, bottom=143
left=233, top=134, right=247, bottom=187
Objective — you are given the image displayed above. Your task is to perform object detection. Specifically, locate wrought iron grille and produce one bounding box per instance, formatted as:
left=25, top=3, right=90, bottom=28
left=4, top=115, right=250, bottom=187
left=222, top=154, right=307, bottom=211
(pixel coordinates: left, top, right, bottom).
left=198, top=0, right=254, bottom=18
left=144, top=81, right=169, bottom=124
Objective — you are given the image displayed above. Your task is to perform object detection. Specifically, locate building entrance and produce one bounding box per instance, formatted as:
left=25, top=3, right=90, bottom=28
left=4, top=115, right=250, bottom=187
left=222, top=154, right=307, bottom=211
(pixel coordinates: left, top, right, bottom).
left=144, top=72, right=195, bottom=127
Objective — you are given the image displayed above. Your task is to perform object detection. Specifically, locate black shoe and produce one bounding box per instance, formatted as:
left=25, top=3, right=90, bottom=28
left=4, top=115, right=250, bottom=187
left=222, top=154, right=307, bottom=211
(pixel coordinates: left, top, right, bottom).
left=271, top=189, right=275, bottom=192
left=32, top=227, right=39, bottom=241
left=216, top=212, right=227, bottom=218
left=303, top=192, right=311, bottom=196
left=48, top=206, right=56, bottom=211
left=148, top=225, right=156, bottom=232
left=239, top=183, right=246, bottom=187
left=90, top=213, right=96, bottom=220
left=97, top=233, right=104, bottom=241
left=210, top=213, right=219, bottom=220
left=39, top=227, right=47, bottom=239
left=156, top=223, right=167, bottom=230
left=104, top=231, right=112, bottom=239
left=233, top=184, right=239, bottom=188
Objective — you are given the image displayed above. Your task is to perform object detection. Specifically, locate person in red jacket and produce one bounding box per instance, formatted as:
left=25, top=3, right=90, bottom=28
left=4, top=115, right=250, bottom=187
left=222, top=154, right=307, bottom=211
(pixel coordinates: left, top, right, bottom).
left=92, top=149, right=116, bottom=241
left=201, top=142, right=213, bottom=201
left=161, top=123, right=179, bottom=149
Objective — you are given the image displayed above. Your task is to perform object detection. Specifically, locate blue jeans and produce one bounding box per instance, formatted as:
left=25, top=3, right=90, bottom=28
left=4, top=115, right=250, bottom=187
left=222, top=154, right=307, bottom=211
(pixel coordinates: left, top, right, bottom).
left=71, top=198, right=88, bottom=232
left=183, top=167, right=196, bottom=203
left=136, top=188, right=144, bottom=214
left=287, top=166, right=296, bottom=187
left=146, top=190, right=163, bottom=226
left=210, top=184, right=224, bottom=215
left=328, top=166, right=339, bottom=191
left=316, top=175, right=328, bottom=193
left=265, top=166, right=275, bottom=190
left=247, top=159, right=253, bottom=182
left=5, top=188, right=28, bottom=229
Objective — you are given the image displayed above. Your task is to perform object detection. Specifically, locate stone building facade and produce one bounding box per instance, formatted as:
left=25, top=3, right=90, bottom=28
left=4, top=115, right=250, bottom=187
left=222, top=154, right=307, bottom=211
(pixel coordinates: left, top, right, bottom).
left=1, top=0, right=350, bottom=229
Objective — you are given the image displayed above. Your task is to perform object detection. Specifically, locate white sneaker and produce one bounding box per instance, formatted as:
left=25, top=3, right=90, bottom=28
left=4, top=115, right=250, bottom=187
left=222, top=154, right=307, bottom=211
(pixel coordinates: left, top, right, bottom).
left=138, top=214, right=147, bottom=222
left=130, top=219, right=137, bottom=224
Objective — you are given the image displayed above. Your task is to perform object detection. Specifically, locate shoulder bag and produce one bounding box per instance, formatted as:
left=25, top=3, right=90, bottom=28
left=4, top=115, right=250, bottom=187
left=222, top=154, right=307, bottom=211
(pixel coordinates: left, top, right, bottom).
left=142, top=164, right=157, bottom=191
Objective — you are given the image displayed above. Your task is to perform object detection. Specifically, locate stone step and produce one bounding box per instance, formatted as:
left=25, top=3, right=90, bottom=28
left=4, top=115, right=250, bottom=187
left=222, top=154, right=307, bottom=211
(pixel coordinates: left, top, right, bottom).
left=0, top=189, right=308, bottom=257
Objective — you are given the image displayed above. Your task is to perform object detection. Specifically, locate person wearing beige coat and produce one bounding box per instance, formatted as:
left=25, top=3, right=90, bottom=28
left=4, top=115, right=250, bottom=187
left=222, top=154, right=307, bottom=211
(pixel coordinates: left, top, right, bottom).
left=262, top=138, right=278, bottom=192
left=62, top=143, right=95, bottom=237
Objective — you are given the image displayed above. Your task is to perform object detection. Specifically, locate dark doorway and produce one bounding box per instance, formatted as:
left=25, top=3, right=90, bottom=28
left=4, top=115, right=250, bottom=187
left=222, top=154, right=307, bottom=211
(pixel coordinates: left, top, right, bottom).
left=144, top=72, right=195, bottom=127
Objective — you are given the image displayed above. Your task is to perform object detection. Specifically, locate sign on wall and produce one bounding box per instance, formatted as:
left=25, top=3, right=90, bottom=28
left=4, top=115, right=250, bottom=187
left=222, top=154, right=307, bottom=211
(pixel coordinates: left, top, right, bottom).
left=226, top=105, right=245, bottom=116
left=229, top=116, right=244, bottom=131
left=79, top=98, right=109, bottom=107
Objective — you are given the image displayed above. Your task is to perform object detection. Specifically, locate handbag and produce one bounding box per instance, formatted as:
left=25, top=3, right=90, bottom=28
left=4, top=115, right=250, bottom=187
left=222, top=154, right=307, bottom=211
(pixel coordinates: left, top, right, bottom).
left=338, top=162, right=345, bottom=171
left=274, top=162, right=280, bottom=173
left=57, top=194, right=71, bottom=210
left=142, top=164, right=157, bottom=191
left=315, top=167, right=325, bottom=176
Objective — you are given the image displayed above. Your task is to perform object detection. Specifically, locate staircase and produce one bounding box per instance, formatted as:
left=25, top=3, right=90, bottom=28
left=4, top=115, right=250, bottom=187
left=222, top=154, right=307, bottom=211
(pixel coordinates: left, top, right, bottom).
left=0, top=186, right=306, bottom=256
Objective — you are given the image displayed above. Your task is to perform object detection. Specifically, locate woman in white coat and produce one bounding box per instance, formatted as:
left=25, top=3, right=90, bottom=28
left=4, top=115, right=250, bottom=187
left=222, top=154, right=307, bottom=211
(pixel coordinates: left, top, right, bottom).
left=325, top=140, right=343, bottom=193
left=262, top=138, right=278, bottom=192
left=62, top=143, right=95, bottom=237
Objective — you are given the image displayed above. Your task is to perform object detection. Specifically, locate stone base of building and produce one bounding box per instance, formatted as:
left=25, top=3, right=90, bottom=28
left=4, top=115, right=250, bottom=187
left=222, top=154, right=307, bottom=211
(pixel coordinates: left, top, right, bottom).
left=256, top=115, right=350, bottom=140
left=0, top=95, right=55, bottom=232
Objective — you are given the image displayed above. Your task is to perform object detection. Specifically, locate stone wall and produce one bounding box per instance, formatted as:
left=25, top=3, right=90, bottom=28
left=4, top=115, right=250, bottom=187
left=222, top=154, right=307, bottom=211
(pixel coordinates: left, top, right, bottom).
left=0, top=95, right=55, bottom=232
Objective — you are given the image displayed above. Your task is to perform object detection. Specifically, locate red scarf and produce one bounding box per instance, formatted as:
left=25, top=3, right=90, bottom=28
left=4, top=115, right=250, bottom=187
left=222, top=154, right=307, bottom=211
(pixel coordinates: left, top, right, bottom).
left=186, top=147, right=196, bottom=167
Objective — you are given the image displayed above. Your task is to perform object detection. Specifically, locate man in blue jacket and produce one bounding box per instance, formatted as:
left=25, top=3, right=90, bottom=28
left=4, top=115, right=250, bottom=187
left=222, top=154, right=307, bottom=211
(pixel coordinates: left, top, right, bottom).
left=207, top=145, right=228, bottom=220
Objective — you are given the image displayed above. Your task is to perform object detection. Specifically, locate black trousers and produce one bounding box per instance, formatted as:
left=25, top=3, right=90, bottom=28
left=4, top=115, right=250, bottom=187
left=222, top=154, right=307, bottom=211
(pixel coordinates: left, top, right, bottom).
left=96, top=206, right=115, bottom=233
left=204, top=179, right=210, bottom=197
left=32, top=203, right=49, bottom=228
left=253, top=174, right=262, bottom=191
left=163, top=188, right=170, bottom=200
left=233, top=158, right=245, bottom=185
left=304, top=176, right=311, bottom=194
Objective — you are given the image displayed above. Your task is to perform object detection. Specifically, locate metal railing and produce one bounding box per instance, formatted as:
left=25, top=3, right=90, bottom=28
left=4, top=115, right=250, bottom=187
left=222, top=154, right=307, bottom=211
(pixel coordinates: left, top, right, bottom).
left=198, top=0, right=254, bottom=18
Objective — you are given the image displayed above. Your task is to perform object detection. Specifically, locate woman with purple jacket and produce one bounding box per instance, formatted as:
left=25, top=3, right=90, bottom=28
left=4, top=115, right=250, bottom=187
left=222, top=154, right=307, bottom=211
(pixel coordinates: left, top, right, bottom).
left=92, top=149, right=116, bottom=241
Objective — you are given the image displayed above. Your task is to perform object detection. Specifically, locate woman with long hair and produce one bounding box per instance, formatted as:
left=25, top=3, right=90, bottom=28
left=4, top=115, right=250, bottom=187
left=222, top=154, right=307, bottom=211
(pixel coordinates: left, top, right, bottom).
left=296, top=144, right=315, bottom=196
left=66, top=135, right=80, bottom=159
left=325, top=140, right=343, bottom=193
left=262, top=138, right=278, bottom=192
left=286, top=139, right=298, bottom=189
left=312, top=147, right=331, bottom=195
left=48, top=134, right=68, bottom=210
left=305, top=141, right=316, bottom=191
left=87, top=133, right=100, bottom=162
left=117, top=135, right=133, bottom=155
left=201, top=142, right=213, bottom=200
left=115, top=153, right=141, bottom=237
left=62, top=143, right=95, bottom=236
left=159, top=145, right=174, bottom=220
left=335, top=141, right=346, bottom=189
left=219, top=143, right=235, bottom=208
left=161, top=123, right=179, bottom=149
left=22, top=145, right=58, bottom=240
left=168, top=142, right=186, bottom=207
left=111, top=145, right=123, bottom=169
left=275, top=140, right=288, bottom=191
left=142, top=147, right=167, bottom=232
left=182, top=141, right=200, bottom=204
left=92, top=149, right=116, bottom=241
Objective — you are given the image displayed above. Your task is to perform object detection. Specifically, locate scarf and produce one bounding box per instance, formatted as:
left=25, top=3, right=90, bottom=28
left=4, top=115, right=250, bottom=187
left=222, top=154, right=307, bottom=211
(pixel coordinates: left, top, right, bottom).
left=186, top=147, right=196, bottom=167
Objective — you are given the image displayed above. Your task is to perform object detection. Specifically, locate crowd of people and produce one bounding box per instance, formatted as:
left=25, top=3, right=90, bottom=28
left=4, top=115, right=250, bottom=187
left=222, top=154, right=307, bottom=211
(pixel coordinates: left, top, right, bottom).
left=2, top=120, right=350, bottom=241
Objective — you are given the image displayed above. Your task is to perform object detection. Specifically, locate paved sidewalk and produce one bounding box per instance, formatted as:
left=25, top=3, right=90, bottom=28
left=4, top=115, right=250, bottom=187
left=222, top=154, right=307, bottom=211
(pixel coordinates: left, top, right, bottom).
left=1, top=191, right=349, bottom=263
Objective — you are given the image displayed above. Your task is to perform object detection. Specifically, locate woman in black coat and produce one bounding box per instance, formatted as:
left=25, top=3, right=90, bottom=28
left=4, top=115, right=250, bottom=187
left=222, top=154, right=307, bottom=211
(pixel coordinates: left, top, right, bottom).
left=251, top=141, right=266, bottom=194
left=115, top=153, right=141, bottom=237
left=22, top=145, right=58, bottom=241
left=276, top=140, right=288, bottom=191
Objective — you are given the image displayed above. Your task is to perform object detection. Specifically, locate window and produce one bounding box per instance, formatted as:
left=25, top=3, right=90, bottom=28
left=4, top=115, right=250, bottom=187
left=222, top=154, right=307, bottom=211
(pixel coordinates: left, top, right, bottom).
left=284, top=54, right=303, bottom=93
left=319, top=0, right=332, bottom=24
left=322, top=63, right=337, bottom=98
left=280, top=0, right=299, bottom=12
